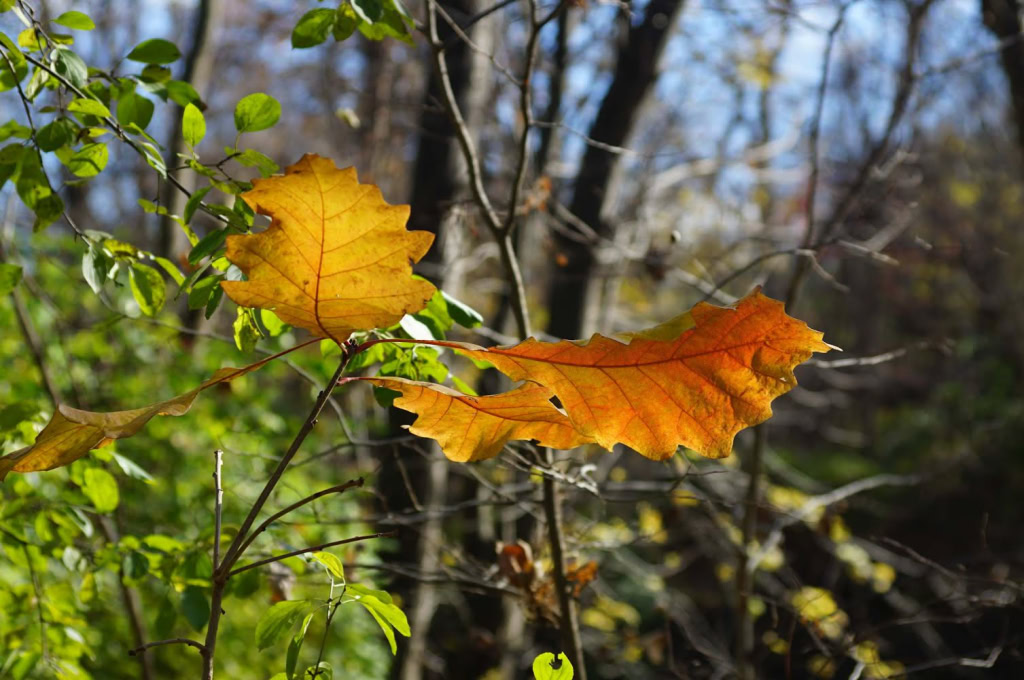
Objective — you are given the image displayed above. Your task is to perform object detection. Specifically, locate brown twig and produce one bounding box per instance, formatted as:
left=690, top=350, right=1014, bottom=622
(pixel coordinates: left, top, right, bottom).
left=228, top=531, right=398, bottom=578
left=201, top=354, right=354, bottom=679
left=128, top=638, right=207, bottom=656
left=232, top=479, right=365, bottom=559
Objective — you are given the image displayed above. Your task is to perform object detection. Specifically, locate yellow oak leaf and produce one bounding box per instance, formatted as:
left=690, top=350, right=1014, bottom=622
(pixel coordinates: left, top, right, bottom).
left=0, top=363, right=267, bottom=480
left=221, top=154, right=436, bottom=343
left=436, top=290, right=832, bottom=460
left=364, top=377, right=593, bottom=462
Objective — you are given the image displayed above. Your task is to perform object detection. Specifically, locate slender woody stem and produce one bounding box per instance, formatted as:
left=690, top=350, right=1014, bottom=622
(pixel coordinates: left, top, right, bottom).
left=233, top=479, right=365, bottom=559
left=201, top=354, right=354, bottom=679
left=228, top=531, right=397, bottom=578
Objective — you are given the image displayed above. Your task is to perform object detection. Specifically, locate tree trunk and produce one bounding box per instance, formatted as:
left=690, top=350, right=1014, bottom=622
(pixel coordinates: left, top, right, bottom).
left=382, top=3, right=487, bottom=677
left=158, top=0, right=223, bottom=261
left=981, top=0, right=1024, bottom=171
left=546, top=0, right=685, bottom=340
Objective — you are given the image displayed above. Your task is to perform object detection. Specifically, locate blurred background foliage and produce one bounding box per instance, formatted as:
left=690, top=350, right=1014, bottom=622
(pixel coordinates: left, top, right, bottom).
left=1, top=0, right=1023, bottom=678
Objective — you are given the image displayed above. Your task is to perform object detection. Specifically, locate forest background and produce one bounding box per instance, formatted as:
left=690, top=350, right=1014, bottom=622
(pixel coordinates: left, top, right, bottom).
left=0, top=0, right=1022, bottom=678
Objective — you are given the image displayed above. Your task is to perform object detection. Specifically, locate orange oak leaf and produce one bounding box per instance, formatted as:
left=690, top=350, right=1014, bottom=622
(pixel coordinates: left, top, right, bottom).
left=0, top=362, right=270, bottom=481
left=363, top=377, right=594, bottom=462
left=437, top=290, right=832, bottom=460
left=221, top=154, right=436, bottom=343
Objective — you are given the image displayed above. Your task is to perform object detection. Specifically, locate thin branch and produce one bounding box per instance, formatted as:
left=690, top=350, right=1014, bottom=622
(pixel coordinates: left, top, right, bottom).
left=128, top=638, right=207, bottom=656
left=233, top=479, right=365, bottom=559
left=423, top=0, right=503, bottom=234
left=213, top=450, right=223, bottom=570
left=748, top=472, right=922, bottom=572
left=204, top=352, right=355, bottom=679
left=228, top=531, right=398, bottom=578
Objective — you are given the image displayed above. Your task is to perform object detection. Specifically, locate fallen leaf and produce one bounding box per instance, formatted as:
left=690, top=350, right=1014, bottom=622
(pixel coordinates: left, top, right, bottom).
left=363, top=377, right=593, bottom=462
left=221, top=154, right=436, bottom=343
left=0, top=361, right=273, bottom=480
left=439, top=290, right=832, bottom=460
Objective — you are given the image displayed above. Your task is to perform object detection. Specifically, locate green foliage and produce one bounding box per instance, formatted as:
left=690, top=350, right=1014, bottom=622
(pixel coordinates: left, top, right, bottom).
left=53, top=11, right=96, bottom=31
left=125, top=38, right=181, bottom=64
left=257, top=600, right=318, bottom=651
left=182, top=102, right=205, bottom=147
left=234, top=92, right=281, bottom=133
left=0, top=263, right=21, bottom=293
left=289, top=0, right=414, bottom=48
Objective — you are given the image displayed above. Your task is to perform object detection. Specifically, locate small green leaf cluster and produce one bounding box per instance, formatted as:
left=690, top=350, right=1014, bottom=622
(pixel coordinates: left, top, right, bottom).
left=291, top=0, right=415, bottom=49
left=336, top=283, right=484, bottom=406
left=256, top=552, right=409, bottom=678
left=80, top=230, right=182, bottom=317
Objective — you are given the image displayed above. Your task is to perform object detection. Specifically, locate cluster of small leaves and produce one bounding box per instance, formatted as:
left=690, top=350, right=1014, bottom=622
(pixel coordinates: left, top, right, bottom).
left=0, top=7, right=199, bottom=230
left=257, top=552, right=410, bottom=678
left=0, top=3, right=287, bottom=346
left=291, top=0, right=415, bottom=48
left=342, top=281, right=484, bottom=407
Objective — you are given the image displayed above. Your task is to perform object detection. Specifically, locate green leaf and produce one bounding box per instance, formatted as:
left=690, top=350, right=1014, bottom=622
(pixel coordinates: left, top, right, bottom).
left=111, top=452, right=153, bottom=482
left=233, top=149, right=279, bottom=177
left=204, top=281, right=224, bottom=318
left=357, top=1, right=413, bottom=43
left=233, top=307, right=262, bottom=353
left=347, top=584, right=393, bottom=604
left=187, top=275, right=220, bottom=310
left=0, top=263, right=22, bottom=294
left=0, top=119, right=30, bottom=141
left=255, top=600, right=315, bottom=651
left=36, top=119, right=71, bottom=152
left=188, top=227, right=228, bottom=265
left=310, top=552, right=345, bottom=582
left=81, top=467, right=119, bottom=513
left=260, top=309, right=287, bottom=337
left=351, top=0, right=383, bottom=23
left=82, top=242, right=110, bottom=294
left=139, top=64, right=171, bottom=83
left=182, top=102, right=205, bottom=147
left=286, top=612, right=315, bottom=679
left=333, top=4, right=360, bottom=41
left=116, top=93, right=155, bottom=129
left=399, top=314, right=434, bottom=341
left=292, top=8, right=336, bottom=48
left=129, top=263, right=166, bottom=316
left=54, top=11, right=95, bottom=30
left=61, top=142, right=108, bottom=178
left=181, top=586, right=210, bottom=631
left=0, top=32, right=27, bottom=91
left=123, top=550, right=150, bottom=580
left=22, top=64, right=49, bottom=101
left=359, top=595, right=409, bottom=637
left=184, top=185, right=211, bottom=224
left=17, top=28, right=45, bottom=51
left=68, top=97, right=111, bottom=119
left=443, top=291, right=483, bottom=328
left=233, top=93, right=281, bottom=133
left=360, top=602, right=397, bottom=655
left=166, top=79, right=202, bottom=107
left=126, top=38, right=181, bottom=64
left=152, top=256, right=185, bottom=285
left=532, top=653, right=574, bottom=680
left=304, top=663, right=332, bottom=680
left=53, top=47, right=87, bottom=88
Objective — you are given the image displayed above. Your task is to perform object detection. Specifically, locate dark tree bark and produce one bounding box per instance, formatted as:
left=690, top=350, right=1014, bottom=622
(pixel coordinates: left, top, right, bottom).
left=158, top=0, right=223, bottom=261
left=981, top=0, right=1024, bottom=169
left=380, top=4, right=491, bottom=678
left=546, top=0, right=685, bottom=339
